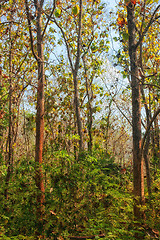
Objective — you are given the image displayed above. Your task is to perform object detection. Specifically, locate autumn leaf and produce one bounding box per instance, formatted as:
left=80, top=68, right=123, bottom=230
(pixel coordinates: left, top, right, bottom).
left=3, top=74, right=8, bottom=78
left=50, top=210, right=57, bottom=215
left=125, top=0, right=138, bottom=5
left=72, top=5, right=79, bottom=16
left=131, top=0, right=136, bottom=4
left=117, top=16, right=127, bottom=27
left=0, top=110, right=5, bottom=119
left=56, top=0, right=60, bottom=5
left=55, top=8, right=61, bottom=18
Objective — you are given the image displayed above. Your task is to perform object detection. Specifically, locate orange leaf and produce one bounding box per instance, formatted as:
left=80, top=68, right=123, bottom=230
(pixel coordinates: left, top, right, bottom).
left=0, top=110, right=5, bottom=119
left=117, top=17, right=127, bottom=27
left=131, top=0, right=136, bottom=4
left=125, top=0, right=137, bottom=5
left=3, top=74, right=8, bottom=78
left=50, top=210, right=57, bottom=215
left=121, top=168, right=126, bottom=174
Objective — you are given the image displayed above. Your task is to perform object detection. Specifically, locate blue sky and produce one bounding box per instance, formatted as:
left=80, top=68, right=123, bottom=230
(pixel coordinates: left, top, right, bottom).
left=104, top=0, right=116, bottom=9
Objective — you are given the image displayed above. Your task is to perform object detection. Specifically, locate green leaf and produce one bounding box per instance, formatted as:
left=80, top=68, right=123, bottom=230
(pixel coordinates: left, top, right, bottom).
left=72, top=5, right=79, bottom=16
left=122, top=32, right=129, bottom=41
left=55, top=8, right=61, bottom=18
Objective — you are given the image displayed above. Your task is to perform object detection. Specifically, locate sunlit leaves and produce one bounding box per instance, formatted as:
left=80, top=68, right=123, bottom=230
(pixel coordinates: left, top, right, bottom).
left=55, top=8, right=62, bottom=18
left=117, top=15, right=127, bottom=28
left=72, top=5, right=80, bottom=16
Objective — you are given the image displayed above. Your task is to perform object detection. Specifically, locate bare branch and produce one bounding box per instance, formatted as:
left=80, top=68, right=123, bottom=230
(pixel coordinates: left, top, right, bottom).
left=141, top=107, right=160, bottom=154
left=135, top=4, right=160, bottom=48
left=53, top=17, right=74, bottom=71
left=42, top=0, right=56, bottom=39
left=101, top=77, right=132, bottom=126
left=40, top=0, right=44, bottom=8
left=142, top=83, right=160, bottom=89
left=81, top=36, right=94, bottom=59
left=113, top=99, right=132, bottom=126
left=25, top=0, right=38, bottom=61
left=14, top=52, right=29, bottom=77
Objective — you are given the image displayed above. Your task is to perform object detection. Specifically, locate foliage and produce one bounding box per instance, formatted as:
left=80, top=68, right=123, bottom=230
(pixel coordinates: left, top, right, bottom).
left=0, top=149, right=159, bottom=239
left=0, top=0, right=159, bottom=239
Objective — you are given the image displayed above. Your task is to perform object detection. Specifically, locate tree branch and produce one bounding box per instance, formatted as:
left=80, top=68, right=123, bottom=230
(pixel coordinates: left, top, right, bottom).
left=14, top=52, right=29, bottom=77
left=42, top=0, right=56, bottom=39
left=74, top=0, right=82, bottom=74
left=25, top=0, right=38, bottom=61
left=52, top=17, right=74, bottom=71
left=135, top=4, right=160, bottom=48
left=141, top=107, right=160, bottom=154
left=142, top=83, right=160, bottom=90
left=40, top=0, right=44, bottom=8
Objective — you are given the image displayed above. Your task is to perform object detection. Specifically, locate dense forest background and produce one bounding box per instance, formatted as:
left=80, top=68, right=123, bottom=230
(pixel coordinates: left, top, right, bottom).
left=0, top=0, right=159, bottom=239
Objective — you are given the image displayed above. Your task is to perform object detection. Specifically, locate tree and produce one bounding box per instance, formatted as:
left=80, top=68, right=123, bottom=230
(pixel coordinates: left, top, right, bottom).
left=126, top=0, right=145, bottom=221
left=47, top=0, right=108, bottom=153
left=52, top=0, right=84, bottom=152
left=25, top=0, right=55, bottom=234
left=115, top=0, right=160, bottom=231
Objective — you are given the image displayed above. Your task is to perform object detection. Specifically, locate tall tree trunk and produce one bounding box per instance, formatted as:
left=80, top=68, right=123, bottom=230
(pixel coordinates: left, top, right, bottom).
left=5, top=4, right=14, bottom=199
left=25, top=0, right=48, bottom=235
left=73, top=71, right=84, bottom=152
left=127, top=2, right=145, bottom=223
left=82, top=56, right=93, bottom=153
left=73, top=0, right=84, bottom=152
left=0, top=62, right=3, bottom=147
left=143, top=133, right=152, bottom=195
left=141, top=87, right=152, bottom=196
left=153, top=94, right=160, bottom=170
left=25, top=1, right=56, bottom=234
left=35, top=2, right=45, bottom=233
left=139, top=38, right=152, bottom=197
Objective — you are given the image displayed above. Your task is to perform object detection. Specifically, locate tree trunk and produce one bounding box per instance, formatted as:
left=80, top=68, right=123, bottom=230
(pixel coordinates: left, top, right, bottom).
left=73, top=71, right=84, bottom=152
left=25, top=0, right=46, bottom=235
left=5, top=4, right=14, bottom=199
left=153, top=96, right=160, bottom=169
left=141, top=88, right=152, bottom=196
left=143, top=134, right=152, bottom=196
left=139, top=38, right=152, bottom=197
left=73, top=0, right=84, bottom=152
left=0, top=63, right=3, bottom=147
left=127, top=2, right=145, bottom=222
left=35, top=3, right=45, bottom=232
left=82, top=56, right=93, bottom=153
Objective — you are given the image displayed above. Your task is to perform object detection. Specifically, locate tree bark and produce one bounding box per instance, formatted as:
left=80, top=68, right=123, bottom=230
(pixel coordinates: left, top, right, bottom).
left=139, top=37, right=152, bottom=197
left=141, top=87, right=152, bottom=196
left=73, top=70, right=84, bottom=152
left=73, top=0, right=84, bottom=152
left=25, top=0, right=56, bottom=234
left=127, top=2, right=145, bottom=222
left=4, top=2, right=14, bottom=199
left=82, top=56, right=93, bottom=153
left=25, top=0, right=45, bottom=234
left=153, top=95, right=160, bottom=169
left=35, top=2, right=45, bottom=230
